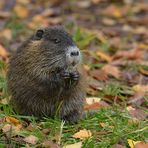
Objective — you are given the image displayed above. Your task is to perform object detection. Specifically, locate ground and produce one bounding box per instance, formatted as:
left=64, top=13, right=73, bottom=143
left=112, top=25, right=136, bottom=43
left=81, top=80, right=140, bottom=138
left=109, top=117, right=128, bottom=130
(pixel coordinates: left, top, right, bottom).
left=0, top=0, right=147, bottom=147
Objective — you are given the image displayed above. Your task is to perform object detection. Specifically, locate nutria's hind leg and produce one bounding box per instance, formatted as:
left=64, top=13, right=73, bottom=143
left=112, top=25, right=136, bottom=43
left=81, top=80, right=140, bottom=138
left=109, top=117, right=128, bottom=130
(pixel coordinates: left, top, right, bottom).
left=62, top=109, right=82, bottom=124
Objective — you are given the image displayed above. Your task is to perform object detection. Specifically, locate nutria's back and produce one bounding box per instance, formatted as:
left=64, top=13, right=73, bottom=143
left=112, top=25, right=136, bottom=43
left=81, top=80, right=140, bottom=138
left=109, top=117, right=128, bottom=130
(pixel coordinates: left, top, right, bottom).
left=7, top=26, right=86, bottom=123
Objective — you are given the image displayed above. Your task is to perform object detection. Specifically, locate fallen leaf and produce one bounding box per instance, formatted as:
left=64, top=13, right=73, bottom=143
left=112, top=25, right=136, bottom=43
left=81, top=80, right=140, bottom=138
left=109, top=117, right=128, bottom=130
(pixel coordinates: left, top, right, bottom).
left=91, top=69, right=108, bottom=81
left=132, top=85, right=148, bottom=93
left=24, top=135, right=38, bottom=145
left=28, top=15, right=49, bottom=29
left=113, top=49, right=143, bottom=60
left=63, top=142, right=82, bottom=148
left=127, top=106, right=147, bottom=120
left=139, top=67, right=148, bottom=76
left=2, top=124, right=13, bottom=133
left=0, top=29, right=12, bottom=41
left=99, top=122, right=114, bottom=129
left=0, top=44, right=8, bottom=60
left=0, top=11, right=11, bottom=18
left=5, top=116, right=21, bottom=127
left=102, top=64, right=121, bottom=79
left=72, top=129, right=92, bottom=139
left=85, top=97, right=101, bottom=105
left=135, top=142, right=148, bottom=148
left=128, top=139, right=141, bottom=148
left=42, top=140, right=59, bottom=148
left=96, top=51, right=112, bottom=62
left=128, top=92, right=145, bottom=106
left=14, top=5, right=29, bottom=18
left=84, top=97, right=109, bottom=111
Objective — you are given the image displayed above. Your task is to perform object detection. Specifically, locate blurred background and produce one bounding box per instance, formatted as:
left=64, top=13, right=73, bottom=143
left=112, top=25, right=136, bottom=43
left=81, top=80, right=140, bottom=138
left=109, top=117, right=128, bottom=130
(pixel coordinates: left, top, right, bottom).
left=0, top=0, right=148, bottom=53
left=0, top=1, right=148, bottom=147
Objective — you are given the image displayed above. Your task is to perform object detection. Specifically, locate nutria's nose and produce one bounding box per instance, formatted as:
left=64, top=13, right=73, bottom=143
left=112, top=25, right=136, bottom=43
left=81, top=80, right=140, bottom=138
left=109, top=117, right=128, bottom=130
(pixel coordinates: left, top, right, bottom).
left=66, top=46, right=81, bottom=66
left=70, top=51, right=79, bottom=56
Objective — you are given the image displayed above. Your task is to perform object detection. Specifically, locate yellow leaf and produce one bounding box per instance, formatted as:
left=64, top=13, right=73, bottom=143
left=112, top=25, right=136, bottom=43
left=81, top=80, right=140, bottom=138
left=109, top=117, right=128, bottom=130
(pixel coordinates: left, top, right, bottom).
left=139, top=67, right=148, bottom=76
left=14, top=5, right=29, bottom=18
left=72, top=129, right=92, bottom=139
left=96, top=51, right=112, bottom=62
left=5, top=116, right=22, bottom=128
left=133, top=85, right=148, bottom=93
left=128, top=139, right=141, bottom=148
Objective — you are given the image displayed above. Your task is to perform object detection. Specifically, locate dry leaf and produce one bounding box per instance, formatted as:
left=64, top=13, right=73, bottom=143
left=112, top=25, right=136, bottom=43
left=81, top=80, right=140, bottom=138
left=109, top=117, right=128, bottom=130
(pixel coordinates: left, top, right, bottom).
left=0, top=29, right=12, bottom=41
left=2, top=124, right=13, bottom=133
left=63, top=142, right=82, bottom=148
left=127, top=106, right=147, bottom=120
left=135, top=142, right=148, bottom=148
left=28, top=15, right=49, bottom=29
left=72, top=129, right=92, bottom=139
left=99, top=122, right=114, bottom=128
left=42, top=140, right=59, bottom=148
left=0, top=44, right=8, bottom=60
left=24, top=135, right=38, bottom=145
left=14, top=5, right=29, bottom=18
left=102, top=64, right=121, bottom=79
left=128, top=139, right=141, bottom=148
left=139, top=67, right=148, bottom=76
left=96, top=51, right=112, bottom=62
left=114, top=49, right=143, bottom=60
left=85, top=97, right=101, bottom=105
left=132, top=85, right=148, bottom=93
left=5, top=116, right=21, bottom=127
left=91, top=69, right=108, bottom=81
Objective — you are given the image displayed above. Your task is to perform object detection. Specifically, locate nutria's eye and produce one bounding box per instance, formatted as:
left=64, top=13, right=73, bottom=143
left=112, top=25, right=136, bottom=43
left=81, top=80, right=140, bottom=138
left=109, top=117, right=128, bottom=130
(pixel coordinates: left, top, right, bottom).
left=35, top=29, right=44, bottom=40
left=52, top=38, right=61, bottom=44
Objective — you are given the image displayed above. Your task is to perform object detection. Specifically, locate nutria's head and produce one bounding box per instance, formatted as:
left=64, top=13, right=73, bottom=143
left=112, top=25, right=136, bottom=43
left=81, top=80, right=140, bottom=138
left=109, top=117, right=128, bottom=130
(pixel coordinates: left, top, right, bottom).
left=26, top=26, right=81, bottom=73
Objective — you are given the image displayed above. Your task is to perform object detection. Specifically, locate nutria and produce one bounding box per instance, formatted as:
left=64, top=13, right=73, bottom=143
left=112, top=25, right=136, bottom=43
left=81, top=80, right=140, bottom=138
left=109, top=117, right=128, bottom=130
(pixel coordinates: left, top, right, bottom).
left=7, top=26, right=86, bottom=123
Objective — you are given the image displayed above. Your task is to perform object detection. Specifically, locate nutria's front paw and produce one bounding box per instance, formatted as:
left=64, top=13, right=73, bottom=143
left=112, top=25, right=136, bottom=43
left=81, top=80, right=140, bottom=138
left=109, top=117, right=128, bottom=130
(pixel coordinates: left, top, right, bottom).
left=60, top=71, right=79, bottom=88
left=70, top=71, right=79, bottom=81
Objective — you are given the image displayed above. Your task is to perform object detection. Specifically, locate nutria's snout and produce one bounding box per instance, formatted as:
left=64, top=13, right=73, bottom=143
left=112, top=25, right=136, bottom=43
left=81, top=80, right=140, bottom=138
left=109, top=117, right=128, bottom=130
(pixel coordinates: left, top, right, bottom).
left=66, top=46, right=81, bottom=66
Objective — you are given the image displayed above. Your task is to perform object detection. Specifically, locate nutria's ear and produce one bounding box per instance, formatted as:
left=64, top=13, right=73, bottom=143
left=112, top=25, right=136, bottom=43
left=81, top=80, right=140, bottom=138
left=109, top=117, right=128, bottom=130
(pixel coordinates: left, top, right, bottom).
left=34, top=29, right=44, bottom=40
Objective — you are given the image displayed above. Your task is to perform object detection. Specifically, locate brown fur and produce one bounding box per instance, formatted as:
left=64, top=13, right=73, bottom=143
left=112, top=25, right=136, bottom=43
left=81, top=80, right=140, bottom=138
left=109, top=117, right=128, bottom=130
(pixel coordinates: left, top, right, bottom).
left=7, top=27, right=86, bottom=123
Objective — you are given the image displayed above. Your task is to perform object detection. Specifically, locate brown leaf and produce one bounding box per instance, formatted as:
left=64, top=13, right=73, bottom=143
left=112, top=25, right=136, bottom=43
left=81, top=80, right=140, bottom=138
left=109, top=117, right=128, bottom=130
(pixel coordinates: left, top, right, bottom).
left=84, top=97, right=109, bottom=111
left=42, top=140, right=59, bottom=148
left=113, top=49, right=143, bottom=60
left=128, top=92, right=145, bottom=106
left=135, top=142, right=148, bottom=148
left=0, top=11, right=11, bottom=18
left=24, top=135, right=38, bottom=145
left=72, top=129, right=92, bottom=139
left=102, top=64, right=121, bottom=79
left=2, top=124, right=13, bottom=133
left=0, top=29, right=12, bottom=41
left=127, top=106, right=147, bottom=120
left=14, top=5, right=29, bottom=18
left=91, top=69, right=108, bottom=81
left=96, top=51, right=112, bottom=62
left=139, top=67, right=148, bottom=76
left=5, top=116, right=21, bottom=127
left=0, top=44, right=8, bottom=60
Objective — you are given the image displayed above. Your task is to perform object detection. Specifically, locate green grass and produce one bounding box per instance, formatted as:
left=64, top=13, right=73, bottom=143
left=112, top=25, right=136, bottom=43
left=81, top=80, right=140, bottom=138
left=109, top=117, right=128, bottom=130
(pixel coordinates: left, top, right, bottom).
left=0, top=28, right=147, bottom=147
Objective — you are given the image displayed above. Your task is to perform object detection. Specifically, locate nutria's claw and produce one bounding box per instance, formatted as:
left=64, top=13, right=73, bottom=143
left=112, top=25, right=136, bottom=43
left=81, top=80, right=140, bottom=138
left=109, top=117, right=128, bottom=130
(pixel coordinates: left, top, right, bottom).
left=70, top=71, right=79, bottom=81
left=60, top=71, right=70, bottom=79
